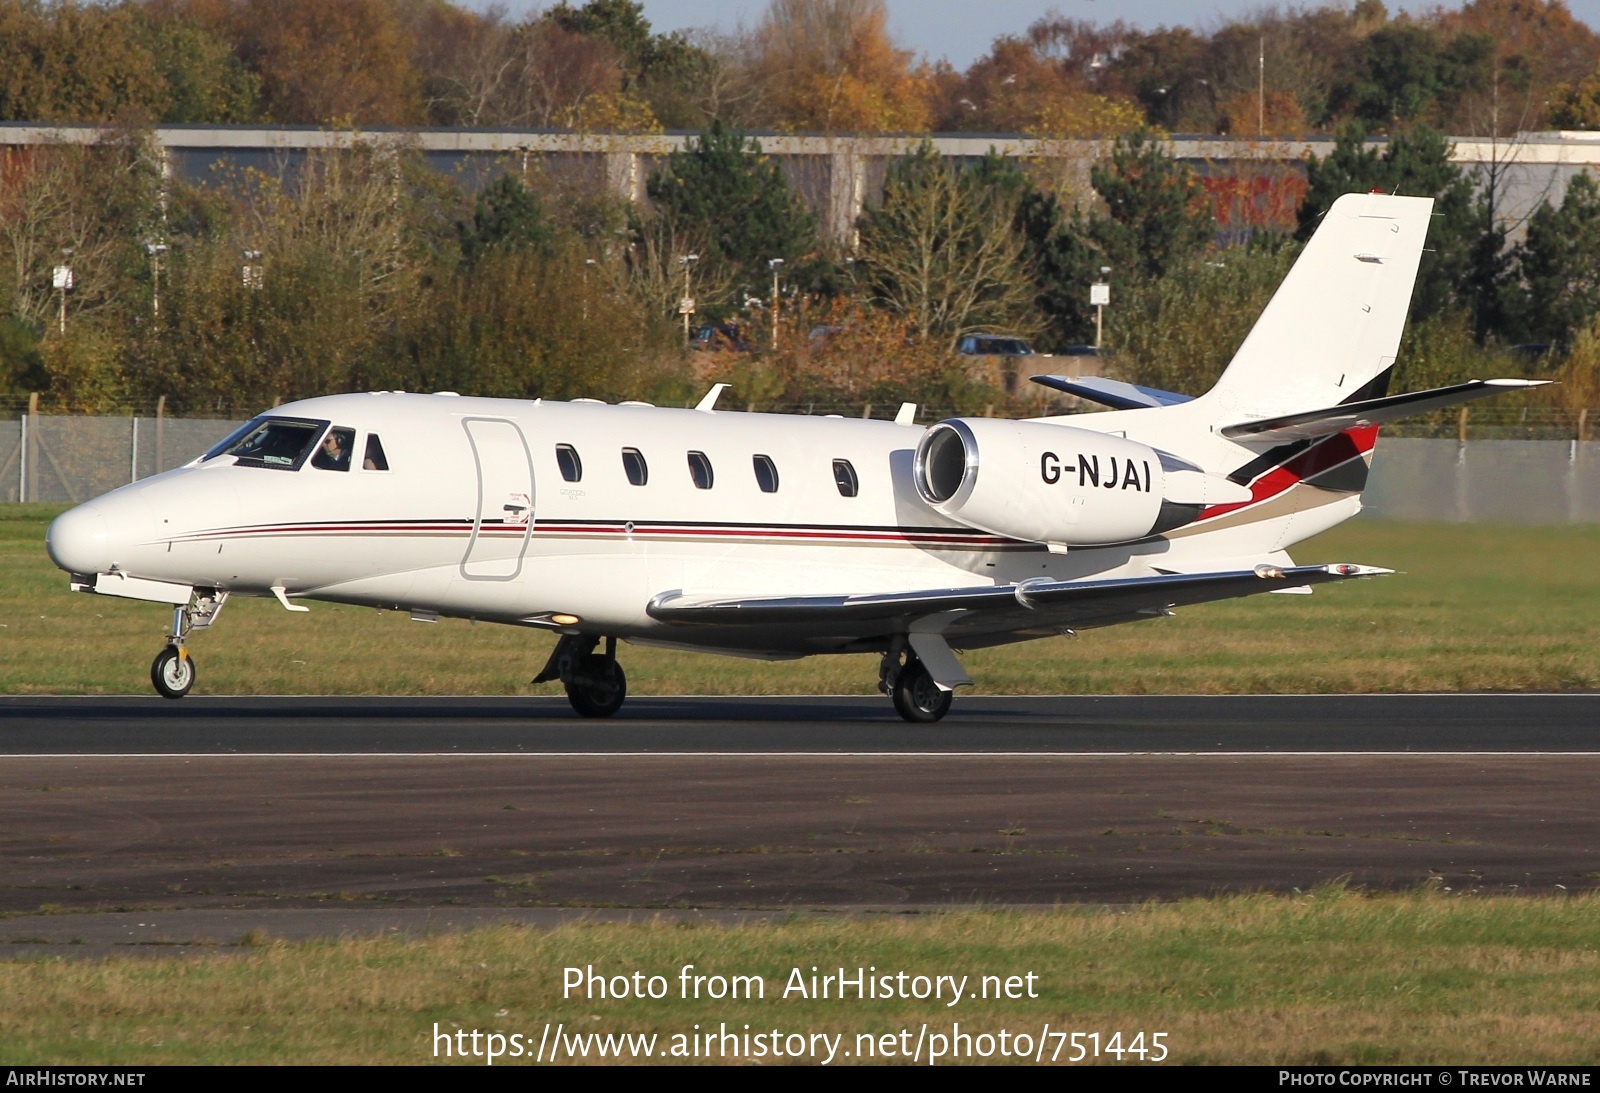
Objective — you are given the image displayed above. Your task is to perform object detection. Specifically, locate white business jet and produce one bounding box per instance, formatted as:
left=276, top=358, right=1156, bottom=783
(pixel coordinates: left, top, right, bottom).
left=46, top=193, right=1544, bottom=720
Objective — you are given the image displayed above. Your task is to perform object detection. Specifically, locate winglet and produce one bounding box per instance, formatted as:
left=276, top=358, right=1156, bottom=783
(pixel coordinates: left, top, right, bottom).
left=695, top=383, right=731, bottom=412
left=895, top=402, right=918, bottom=425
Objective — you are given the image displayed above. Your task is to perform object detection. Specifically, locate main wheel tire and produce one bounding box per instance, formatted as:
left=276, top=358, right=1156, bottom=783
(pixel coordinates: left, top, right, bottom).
left=892, top=660, right=952, bottom=723
left=151, top=646, right=196, bottom=699
left=564, top=654, right=626, bottom=718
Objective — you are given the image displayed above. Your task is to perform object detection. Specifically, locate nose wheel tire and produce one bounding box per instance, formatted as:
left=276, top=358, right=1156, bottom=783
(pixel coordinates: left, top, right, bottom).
left=564, top=654, right=626, bottom=718
left=151, top=646, right=196, bottom=699
left=892, top=660, right=952, bottom=723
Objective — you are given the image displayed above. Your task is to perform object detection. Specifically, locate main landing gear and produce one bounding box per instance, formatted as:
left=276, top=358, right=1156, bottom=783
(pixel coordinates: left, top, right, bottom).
left=150, top=589, right=228, bottom=699
left=535, top=634, right=627, bottom=718
left=879, top=642, right=954, bottom=724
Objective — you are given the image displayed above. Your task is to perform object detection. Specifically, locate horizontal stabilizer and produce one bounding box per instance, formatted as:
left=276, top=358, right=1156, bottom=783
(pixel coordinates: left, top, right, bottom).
left=1218, top=379, right=1550, bottom=443
left=648, top=564, right=1391, bottom=635
left=1030, top=374, right=1194, bottom=410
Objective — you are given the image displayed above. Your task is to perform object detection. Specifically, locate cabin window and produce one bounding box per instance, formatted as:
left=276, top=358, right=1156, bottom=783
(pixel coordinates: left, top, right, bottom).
left=310, top=426, right=356, bottom=471
left=752, top=454, right=779, bottom=493
left=833, top=458, right=859, bottom=497
left=363, top=434, right=389, bottom=471
left=204, top=416, right=327, bottom=471
left=687, top=451, right=714, bottom=489
left=556, top=444, right=582, bottom=482
left=622, top=447, right=648, bottom=486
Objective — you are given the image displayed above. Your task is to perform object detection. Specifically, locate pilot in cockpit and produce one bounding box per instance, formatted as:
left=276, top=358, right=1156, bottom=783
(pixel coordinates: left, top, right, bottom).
left=311, top=427, right=354, bottom=471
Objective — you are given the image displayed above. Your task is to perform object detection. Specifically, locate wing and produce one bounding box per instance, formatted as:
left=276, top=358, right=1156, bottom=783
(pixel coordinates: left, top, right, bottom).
left=1029, top=374, right=1194, bottom=410
left=647, top=563, right=1391, bottom=641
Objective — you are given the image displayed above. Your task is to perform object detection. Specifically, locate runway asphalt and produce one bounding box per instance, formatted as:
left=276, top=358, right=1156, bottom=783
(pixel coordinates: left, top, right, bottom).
left=2, top=694, right=1596, bottom=955
left=2, top=692, right=1598, bottom=753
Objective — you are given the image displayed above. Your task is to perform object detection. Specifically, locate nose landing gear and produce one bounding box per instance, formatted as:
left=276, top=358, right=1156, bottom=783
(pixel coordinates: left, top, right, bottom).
left=150, top=590, right=228, bottom=699
left=151, top=645, right=195, bottom=699
left=535, top=634, right=627, bottom=718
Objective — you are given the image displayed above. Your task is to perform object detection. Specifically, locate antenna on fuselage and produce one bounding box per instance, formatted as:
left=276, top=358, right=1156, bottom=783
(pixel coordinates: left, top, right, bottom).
left=695, top=383, right=731, bottom=413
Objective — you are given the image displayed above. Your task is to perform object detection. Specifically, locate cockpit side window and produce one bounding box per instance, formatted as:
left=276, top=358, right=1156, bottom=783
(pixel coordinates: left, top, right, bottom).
left=833, top=458, right=860, bottom=498
left=205, top=417, right=329, bottom=470
left=311, top=426, right=356, bottom=471
left=363, top=434, right=389, bottom=471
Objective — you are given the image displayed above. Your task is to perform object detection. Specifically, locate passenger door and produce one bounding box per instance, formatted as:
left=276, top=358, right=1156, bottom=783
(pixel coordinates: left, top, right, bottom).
left=460, top=417, right=534, bottom=580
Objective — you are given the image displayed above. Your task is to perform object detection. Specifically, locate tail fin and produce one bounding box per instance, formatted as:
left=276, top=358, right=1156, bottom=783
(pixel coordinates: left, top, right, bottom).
left=1201, top=192, right=1433, bottom=420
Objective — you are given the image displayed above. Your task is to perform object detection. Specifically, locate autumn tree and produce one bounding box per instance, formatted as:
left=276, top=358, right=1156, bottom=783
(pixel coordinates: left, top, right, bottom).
left=936, top=33, right=1142, bottom=136
left=746, top=0, right=933, bottom=132
left=1435, top=0, right=1600, bottom=132
left=0, top=1, right=169, bottom=122
left=229, top=0, right=425, bottom=125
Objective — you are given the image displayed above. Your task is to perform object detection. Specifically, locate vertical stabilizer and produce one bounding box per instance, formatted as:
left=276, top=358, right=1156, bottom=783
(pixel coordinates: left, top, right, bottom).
left=1200, top=192, right=1432, bottom=422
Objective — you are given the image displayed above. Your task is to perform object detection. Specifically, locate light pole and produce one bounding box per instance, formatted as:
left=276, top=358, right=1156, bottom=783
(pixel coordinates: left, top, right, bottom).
left=583, top=258, right=597, bottom=321
left=52, top=249, right=73, bottom=334
left=146, top=242, right=168, bottom=317
left=677, top=254, right=698, bottom=345
left=768, top=258, right=784, bottom=348
left=1091, top=266, right=1111, bottom=349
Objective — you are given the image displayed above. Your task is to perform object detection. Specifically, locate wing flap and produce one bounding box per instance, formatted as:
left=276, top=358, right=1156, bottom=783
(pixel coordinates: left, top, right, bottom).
left=647, top=564, right=1391, bottom=634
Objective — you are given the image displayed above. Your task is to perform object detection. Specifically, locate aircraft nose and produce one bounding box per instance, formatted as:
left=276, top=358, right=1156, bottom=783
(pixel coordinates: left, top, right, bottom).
left=46, top=504, right=110, bottom=575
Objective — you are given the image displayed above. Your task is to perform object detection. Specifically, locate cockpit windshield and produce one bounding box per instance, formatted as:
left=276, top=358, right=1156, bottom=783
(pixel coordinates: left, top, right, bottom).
left=202, top=417, right=330, bottom=470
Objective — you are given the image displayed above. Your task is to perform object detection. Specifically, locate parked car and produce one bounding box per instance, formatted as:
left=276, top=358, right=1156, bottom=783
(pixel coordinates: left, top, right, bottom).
left=691, top=322, right=750, bottom=352
left=808, top=324, right=845, bottom=349
left=958, top=334, right=1035, bottom=356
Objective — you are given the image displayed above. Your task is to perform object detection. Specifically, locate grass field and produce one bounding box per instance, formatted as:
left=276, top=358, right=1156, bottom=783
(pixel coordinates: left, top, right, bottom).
left=3, top=504, right=1597, bottom=696
left=3, top=889, right=1599, bottom=1065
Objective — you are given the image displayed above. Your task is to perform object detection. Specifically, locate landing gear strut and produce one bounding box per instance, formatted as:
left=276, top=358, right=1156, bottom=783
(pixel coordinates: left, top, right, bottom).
left=535, top=634, right=627, bottom=718
left=879, top=640, right=954, bottom=723
left=150, top=589, right=227, bottom=699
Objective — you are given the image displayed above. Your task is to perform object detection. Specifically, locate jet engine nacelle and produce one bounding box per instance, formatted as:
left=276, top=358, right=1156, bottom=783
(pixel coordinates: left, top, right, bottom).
left=913, top=418, right=1245, bottom=546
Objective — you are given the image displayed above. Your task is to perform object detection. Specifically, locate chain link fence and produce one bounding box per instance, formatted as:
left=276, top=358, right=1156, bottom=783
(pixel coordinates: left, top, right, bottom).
left=3, top=412, right=1598, bottom=523
left=2, top=414, right=244, bottom=504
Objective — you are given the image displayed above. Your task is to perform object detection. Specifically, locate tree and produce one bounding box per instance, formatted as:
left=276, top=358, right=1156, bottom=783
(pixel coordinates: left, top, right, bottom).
left=856, top=145, right=1036, bottom=343
left=0, top=0, right=169, bottom=122
left=135, top=3, right=260, bottom=123
left=458, top=174, right=553, bottom=267
left=935, top=34, right=1143, bottom=136
left=231, top=0, right=424, bottom=125
left=547, top=0, right=716, bottom=129
left=1548, top=71, right=1600, bottom=128
left=1087, top=131, right=1213, bottom=280
left=1517, top=171, right=1600, bottom=345
left=745, top=0, right=932, bottom=132
left=644, top=121, right=816, bottom=314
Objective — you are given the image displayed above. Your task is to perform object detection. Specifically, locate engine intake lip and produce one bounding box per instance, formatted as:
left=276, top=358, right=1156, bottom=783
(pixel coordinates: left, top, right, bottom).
left=914, top=420, right=980, bottom=509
